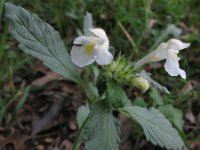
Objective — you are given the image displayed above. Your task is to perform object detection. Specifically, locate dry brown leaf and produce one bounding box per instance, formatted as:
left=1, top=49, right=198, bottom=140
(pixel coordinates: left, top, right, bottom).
left=179, top=22, right=199, bottom=34
left=185, top=111, right=196, bottom=124
left=190, top=141, right=200, bottom=150
left=60, top=139, right=73, bottom=150
left=32, top=71, right=63, bottom=87
left=32, top=61, right=50, bottom=74
left=181, top=80, right=198, bottom=93
left=36, top=144, right=45, bottom=150
left=31, top=96, right=64, bottom=135
left=186, top=102, right=196, bottom=124
left=0, top=134, right=28, bottom=150
left=119, top=114, right=133, bottom=150
left=44, top=137, right=54, bottom=143
left=148, top=19, right=158, bottom=29
left=68, top=119, right=77, bottom=130
left=196, top=113, right=200, bottom=125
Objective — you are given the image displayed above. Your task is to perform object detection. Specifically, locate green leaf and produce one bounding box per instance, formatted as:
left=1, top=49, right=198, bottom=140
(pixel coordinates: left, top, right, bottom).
left=149, top=88, right=164, bottom=106
left=137, top=70, right=170, bottom=94
left=96, top=72, right=107, bottom=96
left=87, top=82, right=100, bottom=102
left=83, top=12, right=93, bottom=36
left=107, top=81, right=131, bottom=108
left=91, top=65, right=100, bottom=80
left=159, top=104, right=184, bottom=132
left=122, top=106, right=184, bottom=150
left=15, top=85, right=31, bottom=113
left=5, top=3, right=81, bottom=85
left=77, top=104, right=90, bottom=128
left=133, top=97, right=147, bottom=108
left=83, top=101, right=120, bottom=150
left=0, top=0, right=5, bottom=22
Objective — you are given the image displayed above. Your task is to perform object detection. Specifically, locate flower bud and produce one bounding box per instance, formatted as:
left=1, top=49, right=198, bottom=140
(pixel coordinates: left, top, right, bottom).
left=102, top=56, right=150, bottom=93
left=131, top=77, right=150, bottom=93
left=104, top=56, right=135, bottom=85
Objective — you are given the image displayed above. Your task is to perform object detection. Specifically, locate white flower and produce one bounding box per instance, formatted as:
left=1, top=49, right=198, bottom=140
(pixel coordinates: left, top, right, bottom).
left=134, top=39, right=190, bottom=79
left=70, top=28, right=113, bottom=67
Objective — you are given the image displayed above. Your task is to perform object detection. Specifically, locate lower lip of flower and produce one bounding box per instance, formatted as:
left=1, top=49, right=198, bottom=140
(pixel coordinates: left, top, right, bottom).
left=84, top=42, right=95, bottom=55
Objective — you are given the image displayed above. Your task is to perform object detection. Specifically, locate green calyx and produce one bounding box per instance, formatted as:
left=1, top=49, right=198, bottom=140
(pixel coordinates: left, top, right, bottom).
left=102, top=56, right=150, bottom=93
left=104, top=56, right=136, bottom=85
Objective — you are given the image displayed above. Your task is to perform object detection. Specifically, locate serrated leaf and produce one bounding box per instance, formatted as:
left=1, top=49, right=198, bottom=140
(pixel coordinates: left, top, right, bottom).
left=159, top=104, right=184, bottom=132
left=83, top=12, right=93, bottom=36
left=5, top=3, right=81, bottom=84
left=122, top=106, right=184, bottom=150
left=137, top=70, right=170, bottom=94
left=83, top=101, right=120, bottom=150
left=77, top=104, right=90, bottom=128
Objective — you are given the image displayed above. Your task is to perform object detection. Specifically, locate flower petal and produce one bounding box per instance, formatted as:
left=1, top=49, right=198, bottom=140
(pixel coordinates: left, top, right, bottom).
left=167, top=39, right=190, bottom=51
left=95, top=43, right=113, bottom=65
left=89, top=28, right=108, bottom=42
left=154, top=43, right=168, bottom=59
left=134, top=51, right=164, bottom=69
left=164, top=56, right=186, bottom=79
left=73, top=36, right=88, bottom=45
left=179, top=69, right=186, bottom=79
left=70, top=46, right=95, bottom=67
left=74, top=36, right=98, bottom=45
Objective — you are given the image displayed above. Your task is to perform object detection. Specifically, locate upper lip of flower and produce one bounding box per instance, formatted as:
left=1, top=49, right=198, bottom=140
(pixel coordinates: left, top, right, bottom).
left=73, top=36, right=105, bottom=47
left=89, top=28, right=109, bottom=42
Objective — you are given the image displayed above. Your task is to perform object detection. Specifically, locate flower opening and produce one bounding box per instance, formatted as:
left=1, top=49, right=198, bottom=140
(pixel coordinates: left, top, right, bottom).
left=70, top=28, right=113, bottom=67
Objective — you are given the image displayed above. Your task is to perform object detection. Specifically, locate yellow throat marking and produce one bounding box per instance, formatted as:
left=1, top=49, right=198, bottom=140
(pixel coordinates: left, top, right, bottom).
left=84, top=42, right=95, bottom=55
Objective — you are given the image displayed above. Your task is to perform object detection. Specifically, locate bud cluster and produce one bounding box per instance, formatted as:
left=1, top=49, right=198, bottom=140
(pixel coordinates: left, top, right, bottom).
left=103, top=56, right=149, bottom=92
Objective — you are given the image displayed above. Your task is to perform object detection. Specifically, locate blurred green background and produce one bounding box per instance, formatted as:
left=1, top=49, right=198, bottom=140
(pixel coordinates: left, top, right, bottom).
left=0, top=0, right=200, bottom=149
